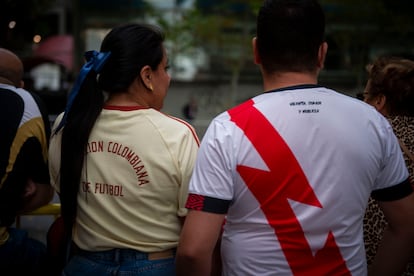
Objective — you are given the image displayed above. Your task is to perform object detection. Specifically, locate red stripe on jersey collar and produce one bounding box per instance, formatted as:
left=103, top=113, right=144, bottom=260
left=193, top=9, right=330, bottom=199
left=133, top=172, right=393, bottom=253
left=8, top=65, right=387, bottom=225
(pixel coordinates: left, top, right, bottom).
left=103, top=105, right=149, bottom=111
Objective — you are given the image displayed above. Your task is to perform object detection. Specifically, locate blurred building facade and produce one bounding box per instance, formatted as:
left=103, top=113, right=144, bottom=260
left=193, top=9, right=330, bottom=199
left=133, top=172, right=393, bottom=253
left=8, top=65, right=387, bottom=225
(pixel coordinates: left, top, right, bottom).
left=2, top=0, right=414, bottom=135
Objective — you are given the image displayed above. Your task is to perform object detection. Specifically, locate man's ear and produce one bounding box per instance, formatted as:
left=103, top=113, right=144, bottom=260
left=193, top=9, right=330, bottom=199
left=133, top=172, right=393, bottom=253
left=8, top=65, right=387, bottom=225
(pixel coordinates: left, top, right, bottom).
left=317, top=42, right=328, bottom=69
left=252, top=37, right=261, bottom=65
left=23, top=178, right=36, bottom=199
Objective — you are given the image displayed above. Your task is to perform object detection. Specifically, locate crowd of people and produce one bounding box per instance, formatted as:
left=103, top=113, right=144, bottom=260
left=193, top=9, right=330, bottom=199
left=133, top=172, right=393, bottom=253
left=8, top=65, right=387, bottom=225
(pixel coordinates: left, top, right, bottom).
left=1, top=0, right=414, bottom=275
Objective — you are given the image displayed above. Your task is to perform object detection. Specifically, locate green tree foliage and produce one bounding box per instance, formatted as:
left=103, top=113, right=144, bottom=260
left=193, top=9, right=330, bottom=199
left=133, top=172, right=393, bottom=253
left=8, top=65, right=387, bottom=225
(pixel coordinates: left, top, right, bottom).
left=163, top=0, right=263, bottom=108
left=147, top=0, right=414, bottom=99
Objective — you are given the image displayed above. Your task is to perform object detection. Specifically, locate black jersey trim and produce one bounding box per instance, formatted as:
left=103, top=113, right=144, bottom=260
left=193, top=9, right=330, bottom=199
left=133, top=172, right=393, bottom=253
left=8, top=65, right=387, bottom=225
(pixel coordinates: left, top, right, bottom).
left=264, top=84, right=322, bottom=94
left=186, top=193, right=231, bottom=214
left=371, top=178, right=412, bottom=201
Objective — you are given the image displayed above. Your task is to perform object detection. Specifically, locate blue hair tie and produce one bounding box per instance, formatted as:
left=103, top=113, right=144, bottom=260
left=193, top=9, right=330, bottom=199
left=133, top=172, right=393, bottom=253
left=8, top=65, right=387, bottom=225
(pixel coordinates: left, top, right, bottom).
left=54, top=50, right=111, bottom=134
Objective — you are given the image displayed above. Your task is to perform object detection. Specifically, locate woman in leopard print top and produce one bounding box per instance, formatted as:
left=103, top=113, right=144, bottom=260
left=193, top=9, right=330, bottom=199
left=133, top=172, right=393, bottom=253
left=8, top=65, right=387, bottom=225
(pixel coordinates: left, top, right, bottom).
left=363, top=56, right=414, bottom=275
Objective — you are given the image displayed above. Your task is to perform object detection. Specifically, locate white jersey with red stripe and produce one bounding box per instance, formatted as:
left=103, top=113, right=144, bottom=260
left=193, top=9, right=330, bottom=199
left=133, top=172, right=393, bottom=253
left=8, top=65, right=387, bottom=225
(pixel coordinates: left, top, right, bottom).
left=186, top=85, right=409, bottom=275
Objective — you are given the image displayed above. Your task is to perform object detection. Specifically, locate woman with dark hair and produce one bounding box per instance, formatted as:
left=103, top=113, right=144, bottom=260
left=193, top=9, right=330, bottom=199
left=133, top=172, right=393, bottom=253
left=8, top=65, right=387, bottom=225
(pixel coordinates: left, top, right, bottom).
left=48, top=23, right=200, bottom=275
left=363, top=56, right=414, bottom=275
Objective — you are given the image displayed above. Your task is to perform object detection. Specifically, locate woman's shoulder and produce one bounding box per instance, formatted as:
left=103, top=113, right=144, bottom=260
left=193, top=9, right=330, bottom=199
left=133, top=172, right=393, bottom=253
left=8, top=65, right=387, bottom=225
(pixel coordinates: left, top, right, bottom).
left=154, top=112, right=200, bottom=143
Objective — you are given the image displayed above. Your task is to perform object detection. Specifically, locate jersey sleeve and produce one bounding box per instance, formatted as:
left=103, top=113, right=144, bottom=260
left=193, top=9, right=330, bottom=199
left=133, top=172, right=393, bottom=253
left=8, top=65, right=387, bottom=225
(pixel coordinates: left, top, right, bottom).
left=372, top=116, right=410, bottom=196
left=176, top=124, right=200, bottom=217
left=48, top=113, right=64, bottom=192
left=28, top=91, right=51, bottom=185
left=186, top=117, right=234, bottom=213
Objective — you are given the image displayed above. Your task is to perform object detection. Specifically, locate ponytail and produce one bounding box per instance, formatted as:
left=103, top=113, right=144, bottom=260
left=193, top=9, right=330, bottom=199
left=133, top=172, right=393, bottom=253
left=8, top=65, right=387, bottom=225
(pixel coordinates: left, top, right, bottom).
left=58, top=51, right=111, bottom=231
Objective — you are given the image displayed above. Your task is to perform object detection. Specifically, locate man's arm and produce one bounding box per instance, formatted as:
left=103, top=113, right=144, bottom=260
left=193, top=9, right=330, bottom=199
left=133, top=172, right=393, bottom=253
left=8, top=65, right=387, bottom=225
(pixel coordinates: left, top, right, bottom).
left=369, top=192, right=414, bottom=276
left=176, top=210, right=225, bottom=276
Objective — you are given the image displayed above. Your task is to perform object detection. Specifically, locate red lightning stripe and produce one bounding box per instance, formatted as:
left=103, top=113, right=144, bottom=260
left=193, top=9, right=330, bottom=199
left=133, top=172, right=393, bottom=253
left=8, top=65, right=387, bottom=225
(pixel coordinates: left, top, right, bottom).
left=228, top=99, right=350, bottom=275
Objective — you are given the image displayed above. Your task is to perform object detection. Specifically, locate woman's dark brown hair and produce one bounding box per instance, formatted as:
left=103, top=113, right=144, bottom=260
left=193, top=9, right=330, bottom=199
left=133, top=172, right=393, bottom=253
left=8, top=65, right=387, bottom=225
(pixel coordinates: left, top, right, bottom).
left=366, top=56, right=414, bottom=117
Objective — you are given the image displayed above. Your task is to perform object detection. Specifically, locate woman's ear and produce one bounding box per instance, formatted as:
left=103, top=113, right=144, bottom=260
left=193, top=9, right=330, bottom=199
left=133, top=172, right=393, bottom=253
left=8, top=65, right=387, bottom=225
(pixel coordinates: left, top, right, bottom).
left=140, top=65, right=153, bottom=91
left=374, top=94, right=388, bottom=115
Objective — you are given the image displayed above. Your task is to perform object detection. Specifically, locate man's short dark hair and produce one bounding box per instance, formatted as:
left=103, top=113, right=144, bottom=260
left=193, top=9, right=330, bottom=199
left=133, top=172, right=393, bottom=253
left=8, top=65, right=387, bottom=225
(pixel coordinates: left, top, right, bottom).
left=256, top=0, right=325, bottom=73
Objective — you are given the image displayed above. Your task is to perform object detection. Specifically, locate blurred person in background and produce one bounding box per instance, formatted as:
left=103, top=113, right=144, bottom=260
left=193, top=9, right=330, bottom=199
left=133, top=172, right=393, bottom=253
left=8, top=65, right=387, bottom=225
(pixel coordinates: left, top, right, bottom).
left=0, top=47, right=54, bottom=274
left=48, top=23, right=199, bottom=275
left=363, top=56, right=414, bottom=276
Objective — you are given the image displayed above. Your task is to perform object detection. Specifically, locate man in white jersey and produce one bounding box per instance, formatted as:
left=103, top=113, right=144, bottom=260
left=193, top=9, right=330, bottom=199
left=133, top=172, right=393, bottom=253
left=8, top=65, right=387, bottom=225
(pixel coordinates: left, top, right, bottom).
left=176, top=0, right=414, bottom=275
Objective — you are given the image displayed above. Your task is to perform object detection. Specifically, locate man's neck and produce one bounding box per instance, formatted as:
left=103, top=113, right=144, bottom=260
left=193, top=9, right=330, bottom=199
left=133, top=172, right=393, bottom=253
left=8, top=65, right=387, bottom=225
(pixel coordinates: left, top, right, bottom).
left=262, top=71, right=319, bottom=92
left=0, top=76, right=15, bottom=86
